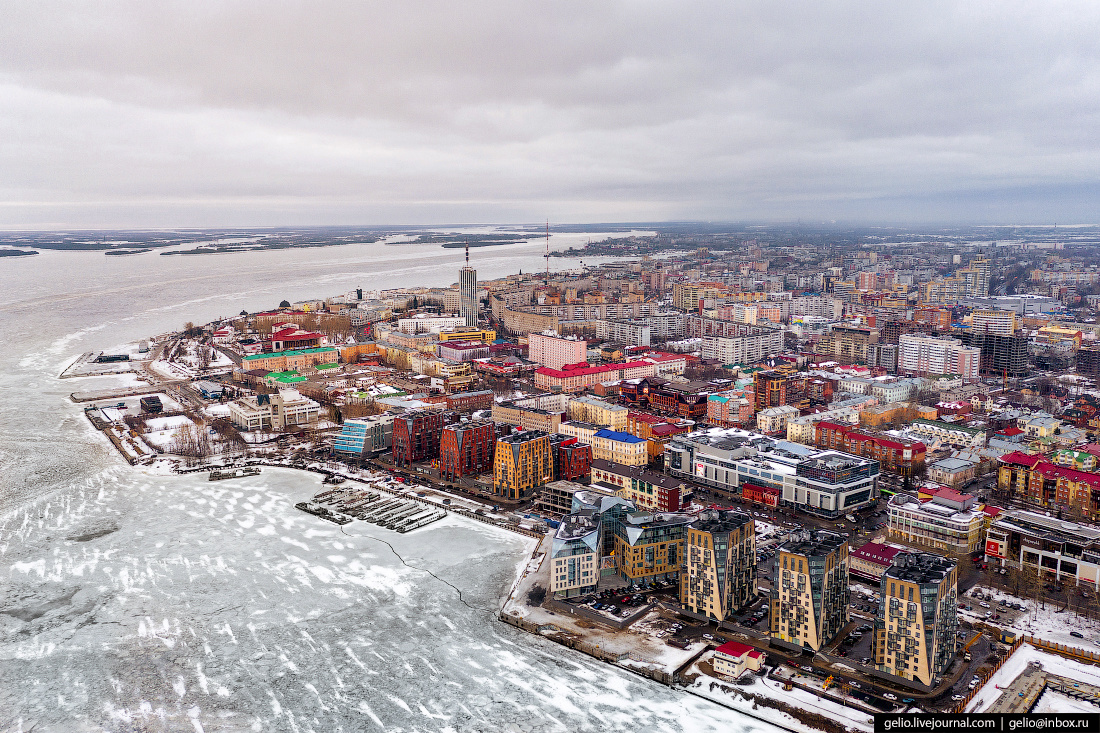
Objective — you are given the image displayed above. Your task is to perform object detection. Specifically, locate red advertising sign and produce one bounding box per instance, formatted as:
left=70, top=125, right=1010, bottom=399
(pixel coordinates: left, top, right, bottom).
left=985, top=540, right=1002, bottom=558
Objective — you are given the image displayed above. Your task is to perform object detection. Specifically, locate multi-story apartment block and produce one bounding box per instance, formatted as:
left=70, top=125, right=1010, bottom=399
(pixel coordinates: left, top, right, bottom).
left=790, top=296, right=844, bottom=320
left=700, top=328, right=783, bottom=366
left=899, top=334, right=980, bottom=379
left=241, top=346, right=340, bottom=373
left=707, top=390, right=755, bottom=427
left=613, top=510, right=693, bottom=585
left=395, top=315, right=467, bottom=334
left=228, top=389, right=321, bottom=432
left=626, top=411, right=693, bottom=461
left=672, top=281, right=724, bottom=310
left=527, top=331, right=588, bottom=370
left=814, top=422, right=926, bottom=477
left=770, top=530, right=849, bottom=653
left=681, top=510, right=756, bottom=621
left=985, top=510, right=1100, bottom=587
left=590, top=429, right=648, bottom=466
left=568, top=396, right=628, bottom=431
left=997, top=450, right=1100, bottom=519
left=439, top=420, right=495, bottom=481
left=597, top=319, right=651, bottom=346
left=970, top=309, right=1017, bottom=335
left=873, top=552, right=958, bottom=690
left=867, top=343, right=899, bottom=373
left=754, top=370, right=807, bottom=411
left=666, top=428, right=880, bottom=518
left=332, top=414, right=394, bottom=457
left=459, top=261, right=478, bottom=328
left=392, top=410, right=449, bottom=467
left=825, top=325, right=877, bottom=363
left=589, top=458, right=685, bottom=512
left=491, top=393, right=570, bottom=433
left=556, top=439, right=592, bottom=482
left=534, top=360, right=658, bottom=393
left=549, top=511, right=602, bottom=599
left=493, top=430, right=554, bottom=500
left=887, top=490, right=987, bottom=555
left=757, top=405, right=800, bottom=435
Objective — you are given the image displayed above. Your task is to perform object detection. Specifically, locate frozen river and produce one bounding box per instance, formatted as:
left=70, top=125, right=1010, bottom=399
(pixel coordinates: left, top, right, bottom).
left=0, top=237, right=783, bottom=732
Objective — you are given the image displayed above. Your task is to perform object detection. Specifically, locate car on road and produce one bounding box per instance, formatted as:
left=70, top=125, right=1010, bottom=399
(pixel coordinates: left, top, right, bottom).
left=883, top=693, right=897, bottom=701
left=1071, top=631, right=1085, bottom=639
left=703, top=634, right=714, bottom=640
left=801, top=665, right=813, bottom=672
left=952, top=695, right=965, bottom=702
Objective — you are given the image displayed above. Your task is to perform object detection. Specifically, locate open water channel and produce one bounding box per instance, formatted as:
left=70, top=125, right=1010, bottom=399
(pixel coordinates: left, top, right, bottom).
left=0, top=233, right=784, bottom=732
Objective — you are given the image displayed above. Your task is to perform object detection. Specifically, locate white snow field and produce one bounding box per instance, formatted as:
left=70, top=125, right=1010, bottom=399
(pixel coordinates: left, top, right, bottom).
left=0, top=468, right=782, bottom=733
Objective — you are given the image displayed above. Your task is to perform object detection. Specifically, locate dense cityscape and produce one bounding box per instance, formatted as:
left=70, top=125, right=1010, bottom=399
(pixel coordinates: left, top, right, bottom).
left=60, top=225, right=1100, bottom=729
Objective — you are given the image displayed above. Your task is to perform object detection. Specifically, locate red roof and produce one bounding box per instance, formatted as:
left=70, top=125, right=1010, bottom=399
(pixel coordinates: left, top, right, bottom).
left=852, top=541, right=904, bottom=567
left=651, top=423, right=689, bottom=437
left=1034, top=461, right=1100, bottom=489
left=715, top=641, right=755, bottom=658
left=983, top=506, right=1003, bottom=517
left=998, top=451, right=1043, bottom=468
left=998, top=427, right=1025, bottom=436
left=271, top=326, right=323, bottom=341
left=930, top=488, right=974, bottom=504
left=536, top=360, right=654, bottom=379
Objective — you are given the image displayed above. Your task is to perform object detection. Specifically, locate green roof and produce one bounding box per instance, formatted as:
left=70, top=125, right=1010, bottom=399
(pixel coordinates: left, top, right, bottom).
left=913, top=418, right=982, bottom=435
left=315, top=362, right=340, bottom=370
left=276, top=375, right=307, bottom=384
left=243, top=346, right=337, bottom=362
left=266, top=370, right=299, bottom=379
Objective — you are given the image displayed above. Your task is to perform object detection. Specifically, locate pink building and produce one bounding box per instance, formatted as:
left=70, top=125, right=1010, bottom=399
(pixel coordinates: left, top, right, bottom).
left=528, top=332, right=587, bottom=370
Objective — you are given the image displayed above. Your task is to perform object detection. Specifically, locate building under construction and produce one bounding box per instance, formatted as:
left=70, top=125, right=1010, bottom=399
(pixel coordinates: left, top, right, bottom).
left=957, top=331, right=1028, bottom=379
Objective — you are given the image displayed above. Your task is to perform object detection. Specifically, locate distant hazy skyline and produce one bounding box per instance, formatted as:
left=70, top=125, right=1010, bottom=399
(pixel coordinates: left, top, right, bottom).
left=2, top=2, right=1099, bottom=229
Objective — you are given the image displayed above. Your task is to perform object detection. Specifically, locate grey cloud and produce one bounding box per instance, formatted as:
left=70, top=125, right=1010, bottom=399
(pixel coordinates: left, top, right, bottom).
left=1, top=1, right=1099, bottom=226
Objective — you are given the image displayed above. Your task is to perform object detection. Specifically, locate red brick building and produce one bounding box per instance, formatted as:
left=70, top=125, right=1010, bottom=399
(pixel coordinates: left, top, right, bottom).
left=741, top=482, right=781, bottom=508
left=440, top=419, right=495, bottom=480
left=556, top=440, right=592, bottom=481
left=445, top=390, right=494, bottom=414
left=393, top=410, right=448, bottom=467
left=814, top=421, right=926, bottom=477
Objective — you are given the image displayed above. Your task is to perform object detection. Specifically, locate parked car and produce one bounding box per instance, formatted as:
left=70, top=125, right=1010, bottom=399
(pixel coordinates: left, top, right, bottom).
left=979, top=602, right=990, bottom=608
left=883, top=693, right=897, bottom=701
left=1071, top=631, right=1085, bottom=639
left=952, top=695, right=965, bottom=702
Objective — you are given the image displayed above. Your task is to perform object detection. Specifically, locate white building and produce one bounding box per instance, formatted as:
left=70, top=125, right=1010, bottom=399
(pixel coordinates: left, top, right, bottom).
left=757, top=405, right=800, bottom=435
left=528, top=331, right=587, bottom=370
left=227, top=389, right=321, bottom=431
left=396, top=315, right=466, bottom=334
left=701, top=329, right=783, bottom=366
left=899, top=334, right=980, bottom=379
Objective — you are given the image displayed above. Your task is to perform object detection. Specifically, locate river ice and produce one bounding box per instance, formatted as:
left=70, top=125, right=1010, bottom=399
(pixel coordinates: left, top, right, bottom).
left=0, top=239, right=781, bottom=732
left=0, top=469, right=777, bottom=732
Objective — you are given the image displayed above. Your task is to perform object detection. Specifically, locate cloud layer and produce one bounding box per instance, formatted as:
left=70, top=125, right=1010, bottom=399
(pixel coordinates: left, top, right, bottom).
left=2, top=1, right=1099, bottom=227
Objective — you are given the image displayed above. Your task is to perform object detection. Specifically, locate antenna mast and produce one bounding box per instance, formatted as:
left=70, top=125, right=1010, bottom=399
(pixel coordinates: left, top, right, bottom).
left=545, top=220, right=550, bottom=284
left=465, top=237, right=469, bottom=265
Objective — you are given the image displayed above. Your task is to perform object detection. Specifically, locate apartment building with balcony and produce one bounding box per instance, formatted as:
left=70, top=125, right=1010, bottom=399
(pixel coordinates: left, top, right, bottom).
left=589, top=458, right=685, bottom=512
left=439, top=420, right=495, bottom=481
left=769, top=530, right=850, bottom=653
left=873, top=552, right=958, bottom=691
left=392, top=410, right=449, bottom=467
left=493, top=430, right=554, bottom=500
left=680, top=509, right=756, bottom=622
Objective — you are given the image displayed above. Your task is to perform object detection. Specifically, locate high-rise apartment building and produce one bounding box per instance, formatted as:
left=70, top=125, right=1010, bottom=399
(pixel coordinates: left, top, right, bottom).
left=680, top=510, right=756, bottom=621
left=970, top=309, right=1016, bottom=335
left=898, top=334, right=980, bottom=379
left=392, top=410, right=448, bottom=467
left=873, top=552, right=958, bottom=690
left=440, top=420, right=495, bottom=481
left=528, top=331, right=587, bottom=370
left=493, top=430, right=554, bottom=500
left=770, top=530, right=849, bottom=653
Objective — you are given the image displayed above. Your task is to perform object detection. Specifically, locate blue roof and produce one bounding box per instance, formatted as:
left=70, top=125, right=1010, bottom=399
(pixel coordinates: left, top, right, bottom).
left=594, top=428, right=645, bottom=444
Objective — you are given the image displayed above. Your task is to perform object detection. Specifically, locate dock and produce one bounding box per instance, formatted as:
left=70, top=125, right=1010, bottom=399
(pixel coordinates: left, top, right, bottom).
left=209, top=466, right=262, bottom=481
left=307, top=484, right=447, bottom=533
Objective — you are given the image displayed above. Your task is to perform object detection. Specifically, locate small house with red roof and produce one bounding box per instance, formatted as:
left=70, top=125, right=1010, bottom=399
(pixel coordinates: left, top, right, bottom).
left=712, top=641, right=766, bottom=678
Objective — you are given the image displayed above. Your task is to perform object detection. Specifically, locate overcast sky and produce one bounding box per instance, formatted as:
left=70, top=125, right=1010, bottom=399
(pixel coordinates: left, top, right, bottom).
left=2, top=2, right=1099, bottom=228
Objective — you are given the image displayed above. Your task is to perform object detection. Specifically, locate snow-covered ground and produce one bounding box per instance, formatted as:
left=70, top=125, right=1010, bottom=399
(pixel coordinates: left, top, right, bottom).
left=967, top=644, right=1100, bottom=712
left=1033, top=690, right=1100, bottom=714
left=686, top=662, right=874, bottom=733
left=967, top=586, right=1100, bottom=648
left=0, top=467, right=777, bottom=732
